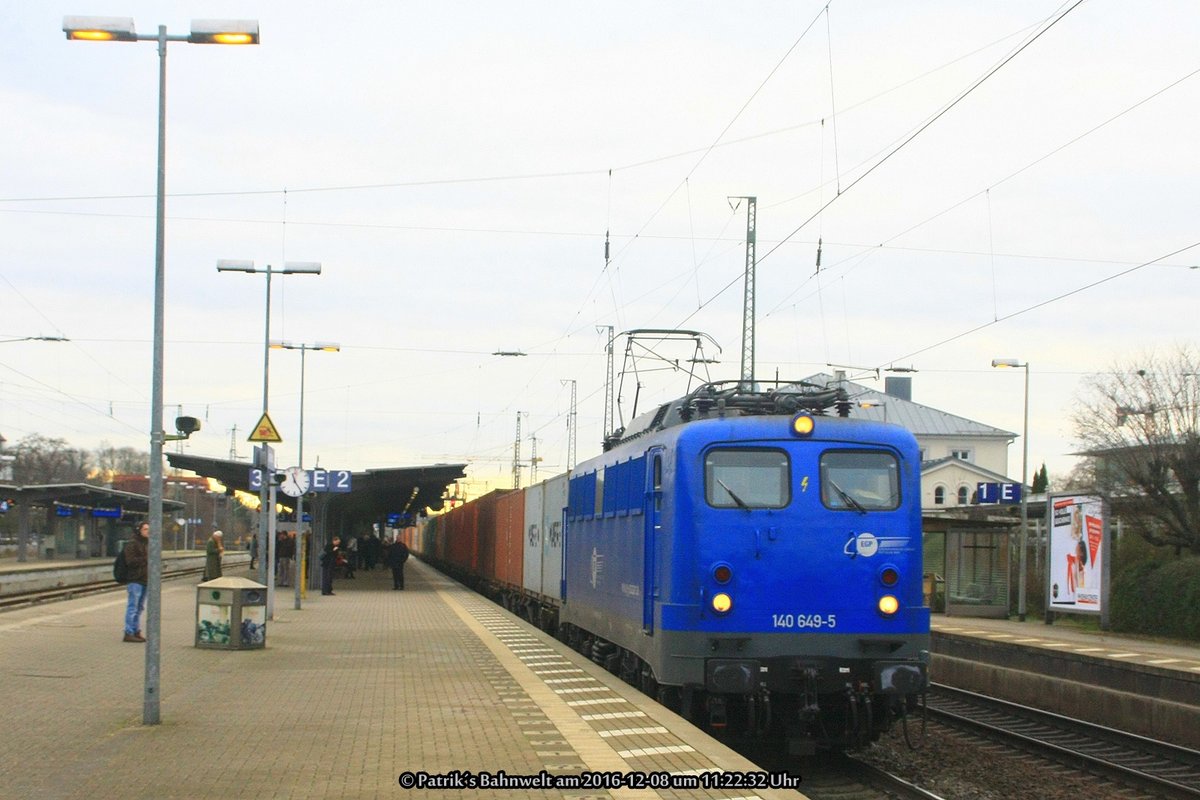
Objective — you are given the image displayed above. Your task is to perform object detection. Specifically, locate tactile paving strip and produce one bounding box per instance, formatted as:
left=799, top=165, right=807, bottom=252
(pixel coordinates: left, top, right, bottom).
left=454, top=592, right=770, bottom=800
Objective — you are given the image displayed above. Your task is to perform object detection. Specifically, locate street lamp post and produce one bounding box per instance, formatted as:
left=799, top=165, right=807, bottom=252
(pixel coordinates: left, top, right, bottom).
left=217, top=261, right=321, bottom=605
left=992, top=358, right=1030, bottom=622
left=271, top=341, right=340, bottom=610
left=64, top=15, right=258, bottom=726
left=857, top=400, right=888, bottom=423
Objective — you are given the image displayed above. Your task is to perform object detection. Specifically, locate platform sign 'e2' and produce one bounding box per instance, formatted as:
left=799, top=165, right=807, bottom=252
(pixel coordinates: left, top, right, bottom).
left=309, top=469, right=352, bottom=493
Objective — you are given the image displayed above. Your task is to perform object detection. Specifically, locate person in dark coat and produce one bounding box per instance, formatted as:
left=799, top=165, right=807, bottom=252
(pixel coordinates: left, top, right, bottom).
left=386, top=536, right=410, bottom=590
left=320, top=539, right=338, bottom=596
left=122, top=522, right=150, bottom=642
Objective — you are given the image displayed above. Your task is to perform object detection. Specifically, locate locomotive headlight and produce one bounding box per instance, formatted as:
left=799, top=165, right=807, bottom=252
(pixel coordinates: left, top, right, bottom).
left=711, top=592, right=733, bottom=614
left=791, top=414, right=815, bottom=437
left=713, top=563, right=732, bottom=584
left=878, top=595, right=900, bottom=616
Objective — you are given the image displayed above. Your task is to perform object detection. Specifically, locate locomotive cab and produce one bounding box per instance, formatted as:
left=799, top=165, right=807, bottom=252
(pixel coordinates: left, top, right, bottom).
left=658, top=409, right=930, bottom=749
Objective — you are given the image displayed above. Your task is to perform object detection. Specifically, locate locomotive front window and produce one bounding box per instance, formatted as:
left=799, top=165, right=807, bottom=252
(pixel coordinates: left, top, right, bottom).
left=705, top=449, right=789, bottom=509
left=820, top=451, right=899, bottom=511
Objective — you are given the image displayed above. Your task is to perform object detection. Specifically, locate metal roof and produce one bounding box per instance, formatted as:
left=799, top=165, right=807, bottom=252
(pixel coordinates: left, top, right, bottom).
left=801, top=373, right=1016, bottom=439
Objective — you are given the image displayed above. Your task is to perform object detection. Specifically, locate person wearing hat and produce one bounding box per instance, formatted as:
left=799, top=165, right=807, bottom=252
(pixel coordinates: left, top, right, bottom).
left=204, top=530, right=224, bottom=581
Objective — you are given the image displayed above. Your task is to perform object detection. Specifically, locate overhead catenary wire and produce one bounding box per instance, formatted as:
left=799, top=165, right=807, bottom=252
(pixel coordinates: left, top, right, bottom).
left=757, top=0, right=1087, bottom=268
left=758, top=60, right=1200, bottom=320
left=878, top=239, right=1200, bottom=367
left=824, top=3, right=842, bottom=196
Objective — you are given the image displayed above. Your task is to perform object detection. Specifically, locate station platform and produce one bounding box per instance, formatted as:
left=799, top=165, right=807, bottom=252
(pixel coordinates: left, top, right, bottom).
left=0, top=558, right=802, bottom=800
left=933, top=612, right=1200, bottom=675
left=930, top=611, right=1200, bottom=748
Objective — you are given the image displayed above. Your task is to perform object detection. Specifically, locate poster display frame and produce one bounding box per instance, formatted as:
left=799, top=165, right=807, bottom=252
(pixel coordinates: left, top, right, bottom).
left=1044, top=492, right=1111, bottom=629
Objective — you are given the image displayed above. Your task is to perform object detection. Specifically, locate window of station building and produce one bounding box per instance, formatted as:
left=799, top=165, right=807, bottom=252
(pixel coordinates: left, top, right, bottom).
left=951, top=448, right=972, bottom=462
left=934, top=485, right=946, bottom=505
left=820, top=450, right=900, bottom=511
left=705, top=448, right=789, bottom=509
left=957, top=485, right=970, bottom=505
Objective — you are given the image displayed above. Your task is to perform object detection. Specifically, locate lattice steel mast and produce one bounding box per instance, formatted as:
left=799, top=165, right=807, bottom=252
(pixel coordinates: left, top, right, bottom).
left=731, top=196, right=757, bottom=390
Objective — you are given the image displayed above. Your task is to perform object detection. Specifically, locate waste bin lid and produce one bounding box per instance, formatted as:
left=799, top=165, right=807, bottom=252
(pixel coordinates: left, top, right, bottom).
left=197, top=576, right=267, bottom=590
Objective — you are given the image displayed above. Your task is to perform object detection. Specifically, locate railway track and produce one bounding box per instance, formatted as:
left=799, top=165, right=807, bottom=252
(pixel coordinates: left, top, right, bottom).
left=797, top=752, right=948, bottom=800
left=0, top=563, right=208, bottom=611
left=737, top=739, right=946, bottom=800
left=925, top=683, right=1200, bottom=799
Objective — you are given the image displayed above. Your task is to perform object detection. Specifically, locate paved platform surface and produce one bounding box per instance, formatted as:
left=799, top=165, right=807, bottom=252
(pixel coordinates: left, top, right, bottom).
left=0, top=558, right=803, bottom=800
left=933, top=612, right=1200, bottom=676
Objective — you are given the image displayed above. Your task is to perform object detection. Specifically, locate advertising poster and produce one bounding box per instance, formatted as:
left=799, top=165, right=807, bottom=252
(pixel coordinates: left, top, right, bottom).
left=1047, top=494, right=1105, bottom=615
left=197, top=604, right=232, bottom=644
left=241, top=606, right=266, bottom=646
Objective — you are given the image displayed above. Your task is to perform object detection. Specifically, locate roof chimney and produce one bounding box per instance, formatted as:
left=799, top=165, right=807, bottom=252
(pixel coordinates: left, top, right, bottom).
left=884, top=376, right=911, bottom=402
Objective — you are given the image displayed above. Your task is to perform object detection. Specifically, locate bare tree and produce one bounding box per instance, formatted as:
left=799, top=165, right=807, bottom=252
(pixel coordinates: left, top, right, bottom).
left=1071, top=346, right=1200, bottom=553
left=94, top=443, right=150, bottom=482
left=10, top=434, right=92, bottom=485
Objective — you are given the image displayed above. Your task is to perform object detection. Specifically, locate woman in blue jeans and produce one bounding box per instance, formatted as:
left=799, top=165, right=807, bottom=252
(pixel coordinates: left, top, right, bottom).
left=123, top=522, right=149, bottom=642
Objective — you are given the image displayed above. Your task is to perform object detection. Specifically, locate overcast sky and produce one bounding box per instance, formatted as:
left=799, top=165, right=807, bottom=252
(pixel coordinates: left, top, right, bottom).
left=2, top=1, right=1197, bottom=497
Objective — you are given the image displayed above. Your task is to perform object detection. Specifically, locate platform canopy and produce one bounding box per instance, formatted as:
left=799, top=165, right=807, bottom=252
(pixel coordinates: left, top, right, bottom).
left=0, top=482, right=184, bottom=513
left=165, top=453, right=466, bottom=528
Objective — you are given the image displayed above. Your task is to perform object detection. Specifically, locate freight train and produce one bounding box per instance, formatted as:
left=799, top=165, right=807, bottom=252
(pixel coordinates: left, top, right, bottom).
left=410, top=380, right=930, bottom=752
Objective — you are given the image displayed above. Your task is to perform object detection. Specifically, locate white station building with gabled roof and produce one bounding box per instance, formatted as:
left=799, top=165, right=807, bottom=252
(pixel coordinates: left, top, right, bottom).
left=803, top=373, right=1019, bottom=509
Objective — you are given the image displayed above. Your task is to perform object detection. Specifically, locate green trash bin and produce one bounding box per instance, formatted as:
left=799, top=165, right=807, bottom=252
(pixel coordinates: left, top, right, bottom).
left=195, top=577, right=267, bottom=650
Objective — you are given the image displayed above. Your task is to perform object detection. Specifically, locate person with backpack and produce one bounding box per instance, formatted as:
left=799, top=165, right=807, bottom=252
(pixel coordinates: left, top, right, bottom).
left=121, top=522, right=150, bottom=643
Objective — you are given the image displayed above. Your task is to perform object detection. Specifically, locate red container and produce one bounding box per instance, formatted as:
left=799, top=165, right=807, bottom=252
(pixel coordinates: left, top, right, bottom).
left=494, top=489, right=525, bottom=591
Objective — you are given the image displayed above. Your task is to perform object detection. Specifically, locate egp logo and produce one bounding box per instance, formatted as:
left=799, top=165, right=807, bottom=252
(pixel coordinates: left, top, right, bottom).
left=844, top=532, right=879, bottom=557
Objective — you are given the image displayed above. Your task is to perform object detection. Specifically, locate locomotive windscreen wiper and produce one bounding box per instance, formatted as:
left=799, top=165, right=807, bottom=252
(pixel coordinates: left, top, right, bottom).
left=716, top=478, right=752, bottom=512
left=827, top=479, right=867, bottom=514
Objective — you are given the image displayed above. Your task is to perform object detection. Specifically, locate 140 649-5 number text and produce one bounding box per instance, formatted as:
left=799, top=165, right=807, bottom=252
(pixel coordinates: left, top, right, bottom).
left=771, top=613, right=836, bottom=629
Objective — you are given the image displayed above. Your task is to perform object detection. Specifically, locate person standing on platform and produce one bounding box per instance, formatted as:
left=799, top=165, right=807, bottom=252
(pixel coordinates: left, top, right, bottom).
left=387, top=535, right=409, bottom=590
left=248, top=533, right=257, bottom=570
left=344, top=534, right=358, bottom=578
left=122, top=522, right=149, bottom=643
left=276, top=529, right=294, bottom=588
left=364, top=531, right=380, bottom=571
left=320, top=538, right=338, bottom=596
left=204, top=530, right=224, bottom=581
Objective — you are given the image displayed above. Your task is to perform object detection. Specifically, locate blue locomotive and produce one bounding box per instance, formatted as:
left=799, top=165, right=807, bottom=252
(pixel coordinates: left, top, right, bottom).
left=418, top=380, right=930, bottom=752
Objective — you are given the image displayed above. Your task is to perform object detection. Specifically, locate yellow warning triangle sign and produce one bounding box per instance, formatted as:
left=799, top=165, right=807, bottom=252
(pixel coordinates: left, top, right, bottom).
left=247, top=412, right=283, bottom=443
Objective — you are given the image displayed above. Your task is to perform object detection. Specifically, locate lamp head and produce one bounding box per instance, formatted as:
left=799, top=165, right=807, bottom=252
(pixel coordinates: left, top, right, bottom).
left=63, top=16, right=137, bottom=41
left=216, top=259, right=256, bottom=273
left=189, top=19, right=259, bottom=45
